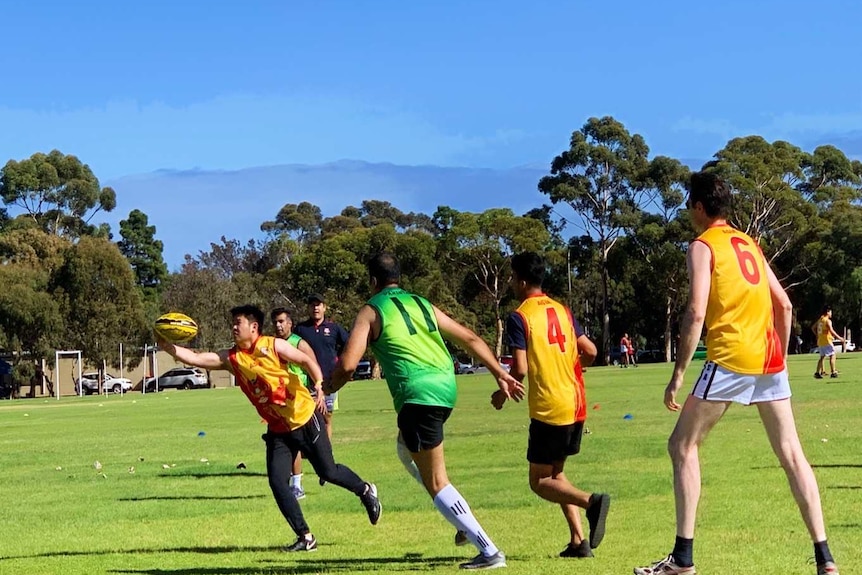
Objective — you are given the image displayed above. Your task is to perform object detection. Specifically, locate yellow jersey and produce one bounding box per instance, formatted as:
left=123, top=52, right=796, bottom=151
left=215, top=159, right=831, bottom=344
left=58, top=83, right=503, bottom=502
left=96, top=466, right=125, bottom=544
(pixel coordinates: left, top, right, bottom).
left=695, top=224, right=784, bottom=374
left=507, top=294, right=583, bottom=426
left=815, top=316, right=832, bottom=346
left=228, top=335, right=315, bottom=433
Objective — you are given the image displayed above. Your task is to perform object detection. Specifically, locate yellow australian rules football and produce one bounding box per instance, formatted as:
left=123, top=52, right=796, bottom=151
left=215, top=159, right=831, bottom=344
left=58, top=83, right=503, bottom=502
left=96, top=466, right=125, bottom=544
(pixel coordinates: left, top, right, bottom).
left=154, top=312, right=199, bottom=344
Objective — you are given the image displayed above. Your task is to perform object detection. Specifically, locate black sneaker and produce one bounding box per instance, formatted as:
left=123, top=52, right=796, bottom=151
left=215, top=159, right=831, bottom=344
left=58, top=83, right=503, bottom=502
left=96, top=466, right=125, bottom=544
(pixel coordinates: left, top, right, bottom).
left=360, top=482, right=381, bottom=525
left=814, top=373, right=824, bottom=379
left=585, top=492, right=610, bottom=549
left=559, top=540, right=593, bottom=558
left=831, top=372, right=839, bottom=379
left=283, top=534, right=317, bottom=552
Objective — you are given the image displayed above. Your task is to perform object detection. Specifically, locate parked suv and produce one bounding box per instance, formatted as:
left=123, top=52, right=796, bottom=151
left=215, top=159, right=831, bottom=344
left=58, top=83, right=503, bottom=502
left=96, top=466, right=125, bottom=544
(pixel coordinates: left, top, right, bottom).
left=353, top=360, right=373, bottom=380
left=144, top=368, right=209, bottom=392
left=75, top=372, right=134, bottom=395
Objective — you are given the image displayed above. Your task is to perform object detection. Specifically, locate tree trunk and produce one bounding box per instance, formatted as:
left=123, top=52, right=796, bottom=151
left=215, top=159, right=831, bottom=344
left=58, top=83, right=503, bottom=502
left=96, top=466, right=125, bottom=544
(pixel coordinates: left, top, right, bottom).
left=664, top=295, right=673, bottom=362
left=601, top=255, right=610, bottom=365
left=494, top=314, right=504, bottom=360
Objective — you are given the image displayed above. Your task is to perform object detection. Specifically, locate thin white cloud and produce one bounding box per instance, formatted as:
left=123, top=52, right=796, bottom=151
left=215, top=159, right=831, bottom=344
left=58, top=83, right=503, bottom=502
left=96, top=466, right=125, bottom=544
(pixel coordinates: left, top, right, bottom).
left=0, top=93, right=528, bottom=178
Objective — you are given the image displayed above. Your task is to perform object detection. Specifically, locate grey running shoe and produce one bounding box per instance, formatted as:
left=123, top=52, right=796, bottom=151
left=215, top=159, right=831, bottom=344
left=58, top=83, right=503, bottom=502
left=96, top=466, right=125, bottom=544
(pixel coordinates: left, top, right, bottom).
left=459, top=551, right=507, bottom=570
left=633, top=554, right=696, bottom=575
left=291, top=486, right=306, bottom=500
left=360, top=482, right=381, bottom=525
left=586, top=492, right=610, bottom=548
left=283, top=534, right=317, bottom=552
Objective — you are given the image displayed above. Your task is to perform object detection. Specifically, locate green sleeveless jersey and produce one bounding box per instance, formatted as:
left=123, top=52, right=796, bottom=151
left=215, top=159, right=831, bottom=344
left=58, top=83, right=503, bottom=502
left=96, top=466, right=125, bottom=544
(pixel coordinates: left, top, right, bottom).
left=368, top=286, right=457, bottom=412
left=285, top=333, right=310, bottom=387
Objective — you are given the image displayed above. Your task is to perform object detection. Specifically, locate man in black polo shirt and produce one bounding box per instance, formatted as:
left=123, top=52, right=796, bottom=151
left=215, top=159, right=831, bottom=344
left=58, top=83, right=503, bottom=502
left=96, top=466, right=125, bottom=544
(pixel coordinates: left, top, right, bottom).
left=294, top=293, right=349, bottom=440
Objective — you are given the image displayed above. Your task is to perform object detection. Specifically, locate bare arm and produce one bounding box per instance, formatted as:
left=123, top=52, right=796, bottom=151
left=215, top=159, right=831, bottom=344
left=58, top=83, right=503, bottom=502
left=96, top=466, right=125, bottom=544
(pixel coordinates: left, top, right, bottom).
left=665, top=241, right=711, bottom=411
left=435, top=305, right=524, bottom=401
left=296, top=338, right=323, bottom=397
left=765, top=264, right=793, bottom=357
left=273, top=337, right=324, bottom=385
left=157, top=337, right=229, bottom=371
left=327, top=305, right=375, bottom=393
left=577, top=334, right=597, bottom=367
left=826, top=318, right=844, bottom=342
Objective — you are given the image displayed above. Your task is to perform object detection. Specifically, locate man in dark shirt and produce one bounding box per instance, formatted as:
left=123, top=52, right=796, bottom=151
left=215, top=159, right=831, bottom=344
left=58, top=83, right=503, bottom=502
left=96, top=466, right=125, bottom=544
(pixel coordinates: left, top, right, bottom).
left=294, top=293, right=349, bottom=440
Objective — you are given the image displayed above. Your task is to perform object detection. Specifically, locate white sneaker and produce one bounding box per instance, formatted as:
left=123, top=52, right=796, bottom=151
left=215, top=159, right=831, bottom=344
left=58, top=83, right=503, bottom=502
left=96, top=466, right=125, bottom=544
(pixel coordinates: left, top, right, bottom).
left=633, top=554, right=696, bottom=575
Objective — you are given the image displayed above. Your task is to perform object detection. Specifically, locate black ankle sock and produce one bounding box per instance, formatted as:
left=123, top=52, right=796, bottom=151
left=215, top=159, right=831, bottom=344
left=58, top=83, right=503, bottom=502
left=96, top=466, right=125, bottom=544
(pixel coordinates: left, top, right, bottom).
left=672, top=536, right=694, bottom=567
left=814, top=540, right=833, bottom=565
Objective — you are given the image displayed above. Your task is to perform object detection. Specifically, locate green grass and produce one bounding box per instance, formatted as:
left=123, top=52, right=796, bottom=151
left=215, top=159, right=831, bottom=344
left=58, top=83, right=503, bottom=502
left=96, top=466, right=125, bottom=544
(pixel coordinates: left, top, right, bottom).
left=1, top=354, right=861, bottom=574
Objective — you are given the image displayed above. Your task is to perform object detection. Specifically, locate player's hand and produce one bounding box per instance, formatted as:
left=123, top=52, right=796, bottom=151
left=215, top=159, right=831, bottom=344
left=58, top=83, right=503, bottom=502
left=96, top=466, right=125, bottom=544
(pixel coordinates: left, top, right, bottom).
left=496, top=372, right=524, bottom=402
left=490, top=389, right=507, bottom=410
left=154, top=334, right=175, bottom=354
left=314, top=388, right=327, bottom=414
left=664, top=378, right=683, bottom=411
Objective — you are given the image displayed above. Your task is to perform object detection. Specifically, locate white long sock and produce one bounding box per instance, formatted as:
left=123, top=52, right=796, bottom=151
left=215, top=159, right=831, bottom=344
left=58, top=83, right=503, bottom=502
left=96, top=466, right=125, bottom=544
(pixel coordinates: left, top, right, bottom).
left=432, top=484, right=499, bottom=556
left=290, top=473, right=303, bottom=489
left=396, top=436, right=423, bottom=485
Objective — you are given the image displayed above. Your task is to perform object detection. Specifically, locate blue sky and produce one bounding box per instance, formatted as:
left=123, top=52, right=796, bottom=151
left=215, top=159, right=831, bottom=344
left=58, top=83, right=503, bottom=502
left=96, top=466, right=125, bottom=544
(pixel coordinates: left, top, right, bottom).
left=3, top=0, right=862, bottom=266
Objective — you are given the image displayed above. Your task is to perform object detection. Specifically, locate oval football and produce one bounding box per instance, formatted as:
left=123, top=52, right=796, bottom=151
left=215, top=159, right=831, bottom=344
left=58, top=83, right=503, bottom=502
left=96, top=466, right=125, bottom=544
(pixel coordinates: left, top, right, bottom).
left=154, top=313, right=198, bottom=343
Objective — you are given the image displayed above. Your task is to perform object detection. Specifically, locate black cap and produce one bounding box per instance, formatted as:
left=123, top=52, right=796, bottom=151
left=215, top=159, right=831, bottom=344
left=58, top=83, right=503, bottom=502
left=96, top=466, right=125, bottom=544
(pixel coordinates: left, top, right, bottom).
left=306, top=293, right=325, bottom=304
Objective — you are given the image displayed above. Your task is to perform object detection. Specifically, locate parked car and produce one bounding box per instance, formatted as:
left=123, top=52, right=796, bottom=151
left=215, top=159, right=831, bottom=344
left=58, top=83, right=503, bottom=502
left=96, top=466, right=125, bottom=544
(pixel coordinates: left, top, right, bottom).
left=144, top=368, right=209, bottom=392
left=353, top=360, right=373, bottom=380
left=692, top=345, right=708, bottom=361
left=810, top=339, right=856, bottom=353
left=455, top=361, right=476, bottom=375
left=636, top=349, right=666, bottom=364
left=75, top=372, right=134, bottom=395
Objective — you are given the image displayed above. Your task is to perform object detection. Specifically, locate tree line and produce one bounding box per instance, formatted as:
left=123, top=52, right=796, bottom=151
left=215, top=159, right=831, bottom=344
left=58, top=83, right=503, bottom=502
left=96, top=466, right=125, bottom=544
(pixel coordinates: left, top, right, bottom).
left=2, top=117, right=861, bottom=393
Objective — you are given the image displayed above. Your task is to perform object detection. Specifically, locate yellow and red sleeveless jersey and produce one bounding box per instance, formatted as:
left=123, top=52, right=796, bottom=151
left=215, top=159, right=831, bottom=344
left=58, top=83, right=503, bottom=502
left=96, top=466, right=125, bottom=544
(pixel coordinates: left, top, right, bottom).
left=815, top=316, right=832, bottom=346
left=695, top=224, right=783, bottom=374
left=511, top=294, right=583, bottom=426
left=228, top=335, right=315, bottom=433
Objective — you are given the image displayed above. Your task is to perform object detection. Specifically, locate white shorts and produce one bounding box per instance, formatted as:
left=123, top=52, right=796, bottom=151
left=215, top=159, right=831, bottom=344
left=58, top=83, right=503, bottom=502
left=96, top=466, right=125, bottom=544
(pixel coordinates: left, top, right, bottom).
left=691, top=361, right=791, bottom=405
left=819, top=345, right=835, bottom=357
left=620, top=345, right=628, bottom=354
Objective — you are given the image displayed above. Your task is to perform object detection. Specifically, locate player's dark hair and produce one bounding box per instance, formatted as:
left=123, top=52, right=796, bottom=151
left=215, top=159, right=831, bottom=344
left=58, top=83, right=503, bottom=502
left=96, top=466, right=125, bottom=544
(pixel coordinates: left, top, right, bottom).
left=270, top=307, right=291, bottom=321
left=689, top=171, right=732, bottom=218
left=511, top=252, right=545, bottom=287
left=368, top=252, right=401, bottom=286
left=822, top=305, right=832, bottom=315
left=231, top=305, right=265, bottom=331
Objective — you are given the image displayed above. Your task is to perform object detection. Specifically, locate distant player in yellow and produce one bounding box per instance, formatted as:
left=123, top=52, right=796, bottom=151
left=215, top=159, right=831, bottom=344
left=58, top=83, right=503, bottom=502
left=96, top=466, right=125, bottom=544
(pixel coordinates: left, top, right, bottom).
left=157, top=305, right=381, bottom=553
left=634, top=172, right=839, bottom=575
left=492, top=251, right=610, bottom=559
left=812, top=306, right=845, bottom=379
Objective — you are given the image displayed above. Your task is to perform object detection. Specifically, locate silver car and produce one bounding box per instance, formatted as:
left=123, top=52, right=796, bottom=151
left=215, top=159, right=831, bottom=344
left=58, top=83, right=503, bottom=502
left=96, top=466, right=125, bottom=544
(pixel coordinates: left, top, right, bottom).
left=144, top=368, right=209, bottom=392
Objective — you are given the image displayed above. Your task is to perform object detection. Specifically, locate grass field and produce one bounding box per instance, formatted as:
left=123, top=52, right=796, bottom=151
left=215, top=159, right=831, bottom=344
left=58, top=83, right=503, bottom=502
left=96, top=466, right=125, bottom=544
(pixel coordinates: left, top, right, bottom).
left=1, top=354, right=860, bottom=575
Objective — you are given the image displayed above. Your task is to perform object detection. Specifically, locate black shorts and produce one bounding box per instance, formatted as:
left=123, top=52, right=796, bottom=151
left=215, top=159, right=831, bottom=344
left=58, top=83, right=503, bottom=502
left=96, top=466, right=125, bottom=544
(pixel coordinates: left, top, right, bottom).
left=527, top=419, right=584, bottom=464
left=397, top=403, right=452, bottom=452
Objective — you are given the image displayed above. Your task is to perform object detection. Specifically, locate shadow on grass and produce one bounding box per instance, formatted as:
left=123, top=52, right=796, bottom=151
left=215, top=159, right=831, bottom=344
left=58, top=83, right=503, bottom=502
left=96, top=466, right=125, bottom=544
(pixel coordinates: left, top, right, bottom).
left=109, top=553, right=470, bottom=574
left=812, top=464, right=862, bottom=469
left=827, top=485, right=862, bottom=490
left=0, top=545, right=280, bottom=561
left=158, top=472, right=268, bottom=478
left=118, top=495, right=268, bottom=501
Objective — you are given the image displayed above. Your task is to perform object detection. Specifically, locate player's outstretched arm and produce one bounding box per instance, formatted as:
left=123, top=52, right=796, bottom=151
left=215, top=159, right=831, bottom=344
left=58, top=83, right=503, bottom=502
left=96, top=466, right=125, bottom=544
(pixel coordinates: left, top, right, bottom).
left=434, top=305, right=524, bottom=402
left=156, top=336, right=227, bottom=370
left=328, top=305, right=375, bottom=394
